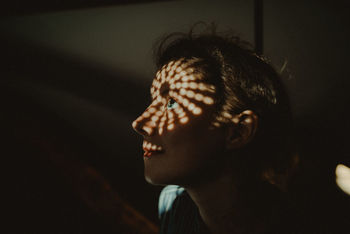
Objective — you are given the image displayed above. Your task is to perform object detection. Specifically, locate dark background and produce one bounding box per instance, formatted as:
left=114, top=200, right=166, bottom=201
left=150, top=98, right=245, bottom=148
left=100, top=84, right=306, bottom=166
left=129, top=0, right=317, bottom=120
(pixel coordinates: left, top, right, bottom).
left=1, top=0, right=349, bottom=233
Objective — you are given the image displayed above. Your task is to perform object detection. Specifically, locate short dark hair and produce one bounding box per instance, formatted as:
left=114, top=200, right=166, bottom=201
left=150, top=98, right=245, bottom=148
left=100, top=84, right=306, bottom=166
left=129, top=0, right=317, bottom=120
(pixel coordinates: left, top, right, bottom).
left=153, top=25, right=297, bottom=187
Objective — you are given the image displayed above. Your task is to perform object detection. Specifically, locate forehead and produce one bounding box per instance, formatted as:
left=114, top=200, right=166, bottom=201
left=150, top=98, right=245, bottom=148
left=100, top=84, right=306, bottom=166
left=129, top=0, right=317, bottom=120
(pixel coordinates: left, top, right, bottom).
left=150, top=59, right=206, bottom=98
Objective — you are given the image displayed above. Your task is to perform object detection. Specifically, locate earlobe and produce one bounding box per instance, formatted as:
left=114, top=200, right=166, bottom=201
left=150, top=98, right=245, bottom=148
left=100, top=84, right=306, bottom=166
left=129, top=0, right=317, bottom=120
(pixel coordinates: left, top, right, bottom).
left=226, top=110, right=258, bottom=150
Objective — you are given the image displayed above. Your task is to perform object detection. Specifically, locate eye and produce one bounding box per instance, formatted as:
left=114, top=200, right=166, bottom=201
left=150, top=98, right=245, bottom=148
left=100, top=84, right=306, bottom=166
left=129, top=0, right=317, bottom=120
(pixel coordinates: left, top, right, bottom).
left=167, top=98, right=178, bottom=110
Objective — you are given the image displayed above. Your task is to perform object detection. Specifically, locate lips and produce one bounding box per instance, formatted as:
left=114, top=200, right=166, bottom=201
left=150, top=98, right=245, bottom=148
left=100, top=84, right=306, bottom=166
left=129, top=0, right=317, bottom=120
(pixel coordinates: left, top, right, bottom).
left=143, top=140, right=164, bottom=157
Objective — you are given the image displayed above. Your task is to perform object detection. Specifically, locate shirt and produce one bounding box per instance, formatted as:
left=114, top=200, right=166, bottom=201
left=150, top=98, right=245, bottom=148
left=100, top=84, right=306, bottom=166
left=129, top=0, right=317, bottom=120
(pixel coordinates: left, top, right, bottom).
left=158, top=185, right=211, bottom=234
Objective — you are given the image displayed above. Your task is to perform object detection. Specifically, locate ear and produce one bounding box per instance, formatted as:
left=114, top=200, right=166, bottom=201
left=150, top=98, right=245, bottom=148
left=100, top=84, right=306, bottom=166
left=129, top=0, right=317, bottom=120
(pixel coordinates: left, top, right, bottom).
left=225, top=110, right=258, bottom=150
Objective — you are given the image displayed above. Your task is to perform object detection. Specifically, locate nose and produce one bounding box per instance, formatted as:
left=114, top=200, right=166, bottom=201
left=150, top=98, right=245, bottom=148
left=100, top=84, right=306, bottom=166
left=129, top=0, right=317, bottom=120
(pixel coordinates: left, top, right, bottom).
left=132, top=111, right=156, bottom=137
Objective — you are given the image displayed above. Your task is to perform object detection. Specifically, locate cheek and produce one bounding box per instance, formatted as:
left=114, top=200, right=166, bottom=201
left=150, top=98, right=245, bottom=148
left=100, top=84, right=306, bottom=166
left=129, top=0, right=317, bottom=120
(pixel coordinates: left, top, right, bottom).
left=167, top=119, right=226, bottom=159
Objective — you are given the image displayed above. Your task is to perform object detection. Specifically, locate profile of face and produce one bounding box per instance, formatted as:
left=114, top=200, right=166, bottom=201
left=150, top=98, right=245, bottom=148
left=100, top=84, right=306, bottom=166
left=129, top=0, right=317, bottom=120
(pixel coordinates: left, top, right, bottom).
left=132, top=58, right=256, bottom=186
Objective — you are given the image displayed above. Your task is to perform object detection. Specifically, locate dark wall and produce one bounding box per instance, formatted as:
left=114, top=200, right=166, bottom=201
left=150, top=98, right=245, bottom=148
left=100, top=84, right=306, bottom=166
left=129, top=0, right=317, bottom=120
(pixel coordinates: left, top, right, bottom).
left=264, top=2, right=350, bottom=231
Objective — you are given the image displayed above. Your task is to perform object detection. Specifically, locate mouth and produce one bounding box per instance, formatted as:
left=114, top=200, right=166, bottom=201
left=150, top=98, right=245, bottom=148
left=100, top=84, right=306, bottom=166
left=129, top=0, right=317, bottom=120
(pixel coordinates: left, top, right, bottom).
left=143, top=140, right=164, bottom=158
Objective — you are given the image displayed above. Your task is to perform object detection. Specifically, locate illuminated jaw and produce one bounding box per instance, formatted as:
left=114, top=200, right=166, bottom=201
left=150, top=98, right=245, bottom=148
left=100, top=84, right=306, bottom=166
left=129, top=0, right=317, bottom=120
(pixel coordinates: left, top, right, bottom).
left=132, top=58, right=242, bottom=136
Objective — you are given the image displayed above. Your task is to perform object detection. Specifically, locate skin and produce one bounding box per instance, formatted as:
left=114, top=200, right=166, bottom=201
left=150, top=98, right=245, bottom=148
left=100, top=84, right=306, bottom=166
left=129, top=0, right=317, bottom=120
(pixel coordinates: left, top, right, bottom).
left=132, top=59, right=259, bottom=233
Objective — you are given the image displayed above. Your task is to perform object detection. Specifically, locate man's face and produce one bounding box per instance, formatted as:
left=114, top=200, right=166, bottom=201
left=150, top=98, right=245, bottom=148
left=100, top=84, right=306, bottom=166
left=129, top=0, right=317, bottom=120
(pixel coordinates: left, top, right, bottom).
left=132, top=59, right=228, bottom=186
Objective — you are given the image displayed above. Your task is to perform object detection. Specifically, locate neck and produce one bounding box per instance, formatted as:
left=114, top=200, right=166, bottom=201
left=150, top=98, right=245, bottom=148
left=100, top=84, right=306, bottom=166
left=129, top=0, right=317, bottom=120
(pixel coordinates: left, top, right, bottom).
left=185, top=166, right=267, bottom=234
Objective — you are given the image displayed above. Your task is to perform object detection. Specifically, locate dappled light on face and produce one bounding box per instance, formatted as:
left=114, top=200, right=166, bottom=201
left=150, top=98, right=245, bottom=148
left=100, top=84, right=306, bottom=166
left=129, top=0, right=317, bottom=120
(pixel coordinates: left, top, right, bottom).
left=167, top=123, right=174, bottom=130
left=131, top=58, right=251, bottom=135
left=203, top=96, right=214, bottom=105
left=180, top=116, right=189, bottom=124
left=132, top=58, right=219, bottom=136
left=142, top=112, right=150, bottom=118
left=335, top=164, right=350, bottom=196
left=211, top=104, right=242, bottom=128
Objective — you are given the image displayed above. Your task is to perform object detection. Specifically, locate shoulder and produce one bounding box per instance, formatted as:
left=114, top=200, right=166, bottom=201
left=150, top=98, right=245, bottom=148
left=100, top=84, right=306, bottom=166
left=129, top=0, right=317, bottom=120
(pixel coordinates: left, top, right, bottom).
left=158, top=185, right=185, bottom=219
